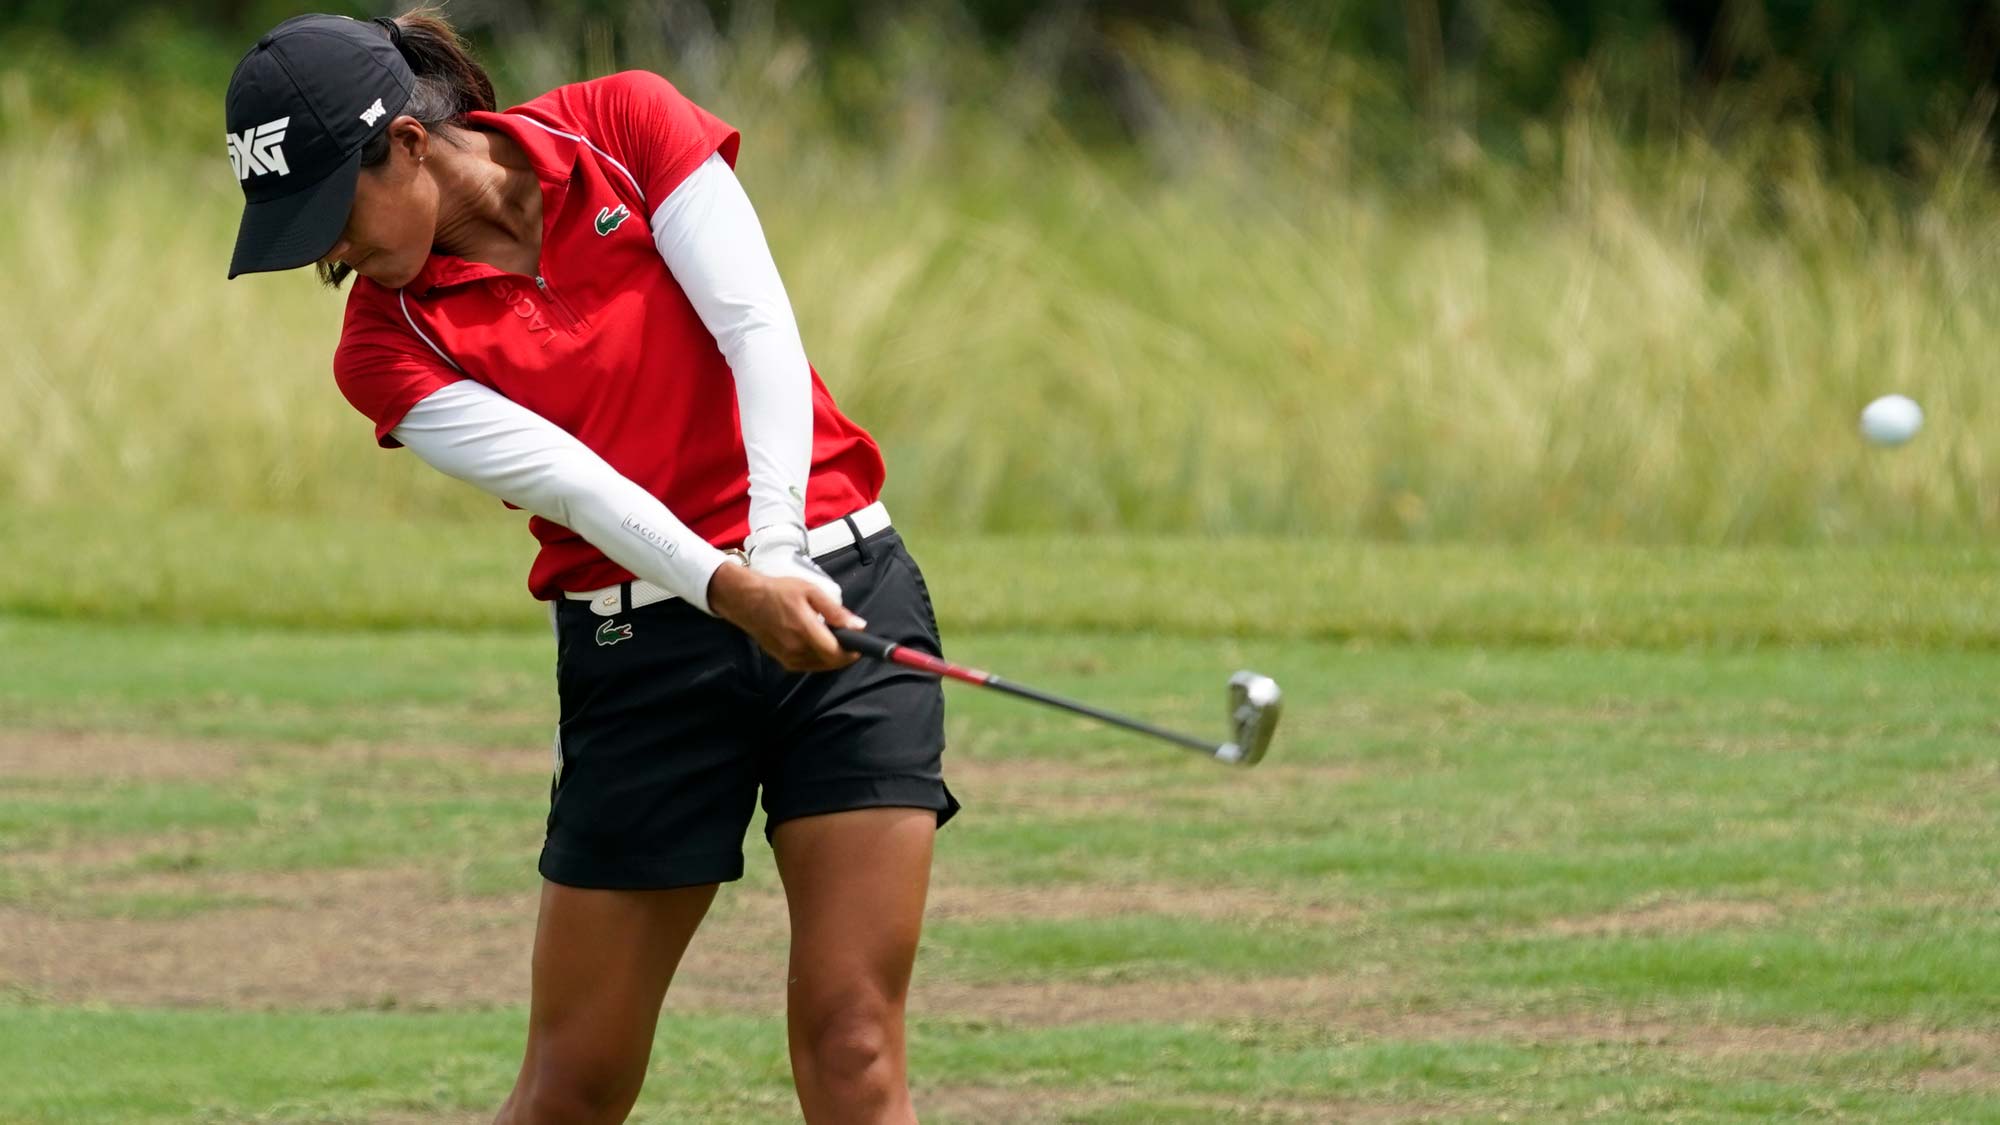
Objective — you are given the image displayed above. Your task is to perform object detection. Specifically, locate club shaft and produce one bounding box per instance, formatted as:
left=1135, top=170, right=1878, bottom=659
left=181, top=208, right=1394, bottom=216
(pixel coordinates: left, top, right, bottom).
left=982, top=675, right=1220, bottom=754
left=831, top=629, right=1220, bottom=755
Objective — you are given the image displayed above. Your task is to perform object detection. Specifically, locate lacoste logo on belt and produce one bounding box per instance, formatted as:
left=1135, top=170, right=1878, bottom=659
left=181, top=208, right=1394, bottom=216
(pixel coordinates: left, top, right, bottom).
left=596, top=619, right=634, bottom=647
left=226, top=117, right=291, bottom=180
left=595, top=204, right=632, bottom=236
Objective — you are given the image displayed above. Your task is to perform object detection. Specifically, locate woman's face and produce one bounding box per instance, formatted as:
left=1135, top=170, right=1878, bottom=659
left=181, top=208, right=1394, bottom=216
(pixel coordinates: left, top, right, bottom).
left=320, top=118, right=437, bottom=289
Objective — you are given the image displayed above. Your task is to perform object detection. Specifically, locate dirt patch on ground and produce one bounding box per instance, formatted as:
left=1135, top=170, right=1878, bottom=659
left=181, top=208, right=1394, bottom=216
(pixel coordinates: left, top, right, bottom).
left=0, top=729, right=555, bottom=786
left=0, top=865, right=804, bottom=1012
left=955, top=755, right=1369, bottom=818
left=913, top=974, right=1394, bottom=1026
left=943, top=757, right=1161, bottom=811
left=1914, top=1063, right=2000, bottom=1092
left=8, top=863, right=1993, bottom=1069
left=314, top=739, right=557, bottom=777
left=0, top=728, right=1301, bottom=816
left=7, top=856, right=1992, bottom=1056
left=1348, top=1008, right=2000, bottom=1062
left=6, top=733, right=1994, bottom=1073
left=921, top=1084, right=1108, bottom=1123
left=0, top=731, right=243, bottom=781
left=0, top=730, right=1168, bottom=795
left=923, top=1085, right=1447, bottom=1123
left=1540, top=897, right=1782, bottom=937
left=0, top=868, right=535, bottom=1009
left=925, top=882, right=1356, bottom=926
left=0, top=864, right=1376, bottom=1025
left=7, top=831, right=226, bottom=874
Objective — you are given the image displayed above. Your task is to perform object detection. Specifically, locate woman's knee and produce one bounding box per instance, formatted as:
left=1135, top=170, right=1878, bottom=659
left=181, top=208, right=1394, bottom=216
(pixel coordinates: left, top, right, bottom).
left=513, top=1052, right=648, bottom=1125
left=798, top=996, right=901, bottom=1087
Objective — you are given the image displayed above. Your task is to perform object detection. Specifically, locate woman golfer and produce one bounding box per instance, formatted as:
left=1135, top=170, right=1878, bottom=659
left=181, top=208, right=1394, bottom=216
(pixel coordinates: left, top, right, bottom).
left=225, top=12, right=954, bottom=1123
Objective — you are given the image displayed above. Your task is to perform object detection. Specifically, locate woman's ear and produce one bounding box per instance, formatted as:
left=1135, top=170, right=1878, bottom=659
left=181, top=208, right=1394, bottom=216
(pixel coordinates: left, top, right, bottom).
left=385, top=116, right=430, bottom=170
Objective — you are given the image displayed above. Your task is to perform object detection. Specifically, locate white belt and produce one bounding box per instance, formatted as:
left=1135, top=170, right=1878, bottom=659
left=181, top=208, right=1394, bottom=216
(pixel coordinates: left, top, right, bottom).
left=563, top=501, right=892, bottom=617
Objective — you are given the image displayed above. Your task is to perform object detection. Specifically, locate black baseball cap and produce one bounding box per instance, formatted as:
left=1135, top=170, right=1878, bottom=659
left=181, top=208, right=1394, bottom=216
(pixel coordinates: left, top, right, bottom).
left=225, top=14, right=414, bottom=279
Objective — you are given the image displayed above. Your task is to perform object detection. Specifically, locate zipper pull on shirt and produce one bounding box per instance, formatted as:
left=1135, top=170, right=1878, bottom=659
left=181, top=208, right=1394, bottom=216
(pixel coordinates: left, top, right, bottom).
left=532, top=274, right=585, bottom=333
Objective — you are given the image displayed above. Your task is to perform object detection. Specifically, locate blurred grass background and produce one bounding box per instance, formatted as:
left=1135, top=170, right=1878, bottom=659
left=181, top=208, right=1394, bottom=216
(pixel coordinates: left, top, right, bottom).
left=2, top=1, right=1997, bottom=549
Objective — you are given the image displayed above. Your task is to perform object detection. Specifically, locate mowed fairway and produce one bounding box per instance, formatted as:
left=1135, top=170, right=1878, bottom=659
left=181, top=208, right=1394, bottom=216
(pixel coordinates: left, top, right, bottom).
left=1, top=595, right=1996, bottom=1121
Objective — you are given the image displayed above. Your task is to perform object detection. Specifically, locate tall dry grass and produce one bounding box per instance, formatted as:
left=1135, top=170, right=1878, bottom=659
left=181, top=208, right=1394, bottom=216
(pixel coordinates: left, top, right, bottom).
left=2, top=22, right=1996, bottom=542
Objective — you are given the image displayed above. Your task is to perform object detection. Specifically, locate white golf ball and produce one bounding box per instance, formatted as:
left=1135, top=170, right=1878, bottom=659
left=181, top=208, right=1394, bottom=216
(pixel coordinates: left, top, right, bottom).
left=1860, top=395, right=1923, bottom=446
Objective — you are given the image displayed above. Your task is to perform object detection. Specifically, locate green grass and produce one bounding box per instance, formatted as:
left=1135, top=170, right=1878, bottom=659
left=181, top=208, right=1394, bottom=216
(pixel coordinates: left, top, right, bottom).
left=1, top=608, right=1995, bottom=1117
left=924, top=914, right=1358, bottom=982
left=6, top=508, right=2000, bottom=646
left=0, top=1007, right=1991, bottom=1124
left=1463, top=916, right=2000, bottom=1024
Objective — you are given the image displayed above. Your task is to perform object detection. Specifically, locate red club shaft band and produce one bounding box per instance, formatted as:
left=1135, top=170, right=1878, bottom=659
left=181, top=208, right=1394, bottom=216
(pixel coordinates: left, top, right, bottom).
left=884, top=643, right=993, bottom=686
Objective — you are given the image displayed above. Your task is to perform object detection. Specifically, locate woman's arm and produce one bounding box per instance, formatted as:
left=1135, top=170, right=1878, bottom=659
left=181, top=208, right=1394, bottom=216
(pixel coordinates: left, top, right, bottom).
left=648, top=152, right=814, bottom=539
left=390, top=379, right=736, bottom=614
left=391, top=380, right=864, bottom=669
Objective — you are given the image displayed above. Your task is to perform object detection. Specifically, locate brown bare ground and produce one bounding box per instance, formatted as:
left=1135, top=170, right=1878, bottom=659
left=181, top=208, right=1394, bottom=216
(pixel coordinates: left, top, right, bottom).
left=1334, top=1009, right=2000, bottom=1060
left=922, top=1085, right=1456, bottom=1123
left=0, top=730, right=243, bottom=781
left=967, top=759, right=1370, bottom=819
left=0, top=729, right=555, bottom=784
left=0, top=726, right=1278, bottom=794
left=0, top=865, right=1373, bottom=1024
left=1540, top=897, right=1782, bottom=937
left=925, top=881, right=1357, bottom=926
left=0, top=868, right=535, bottom=1009
left=8, top=831, right=225, bottom=874
left=4, top=862, right=1994, bottom=1068
left=5, top=731, right=1996, bottom=1071
left=912, top=974, right=1396, bottom=1026
left=1914, top=1064, right=2000, bottom=1092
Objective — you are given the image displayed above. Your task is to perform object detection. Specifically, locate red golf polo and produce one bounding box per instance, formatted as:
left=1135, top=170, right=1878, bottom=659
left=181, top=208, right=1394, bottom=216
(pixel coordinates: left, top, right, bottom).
left=331, top=70, right=884, bottom=600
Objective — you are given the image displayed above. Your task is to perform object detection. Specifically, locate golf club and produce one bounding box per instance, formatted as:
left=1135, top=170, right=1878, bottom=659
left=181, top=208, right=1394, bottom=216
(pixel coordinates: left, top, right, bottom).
left=831, top=629, right=1282, bottom=766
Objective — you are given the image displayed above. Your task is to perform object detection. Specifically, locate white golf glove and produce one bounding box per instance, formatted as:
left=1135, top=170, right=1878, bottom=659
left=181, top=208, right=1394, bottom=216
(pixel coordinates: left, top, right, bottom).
left=743, top=523, right=844, bottom=605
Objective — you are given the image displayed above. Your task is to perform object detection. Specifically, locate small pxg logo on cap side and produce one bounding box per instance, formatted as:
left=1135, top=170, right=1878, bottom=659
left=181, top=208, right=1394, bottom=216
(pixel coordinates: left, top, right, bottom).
left=227, top=117, right=291, bottom=180
left=359, top=98, right=388, bottom=126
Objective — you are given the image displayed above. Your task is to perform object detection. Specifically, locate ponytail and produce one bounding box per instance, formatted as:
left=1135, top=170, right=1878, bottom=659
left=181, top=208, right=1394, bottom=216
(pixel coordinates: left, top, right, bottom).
left=376, top=8, right=496, bottom=119
left=319, top=7, right=496, bottom=288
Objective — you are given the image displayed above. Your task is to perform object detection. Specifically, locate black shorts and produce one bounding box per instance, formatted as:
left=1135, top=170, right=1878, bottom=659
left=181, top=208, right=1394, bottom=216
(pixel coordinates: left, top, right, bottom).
left=539, top=526, right=957, bottom=890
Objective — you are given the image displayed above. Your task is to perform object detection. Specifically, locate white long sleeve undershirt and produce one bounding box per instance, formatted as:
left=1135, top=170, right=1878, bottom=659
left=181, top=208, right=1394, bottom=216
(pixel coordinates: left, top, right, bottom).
left=391, top=379, right=734, bottom=614
left=385, top=152, right=819, bottom=614
left=651, top=152, right=814, bottom=535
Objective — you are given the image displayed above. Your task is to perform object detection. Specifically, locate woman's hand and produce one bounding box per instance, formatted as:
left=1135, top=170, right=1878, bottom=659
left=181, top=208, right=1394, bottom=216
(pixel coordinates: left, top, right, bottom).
left=707, top=562, right=865, bottom=672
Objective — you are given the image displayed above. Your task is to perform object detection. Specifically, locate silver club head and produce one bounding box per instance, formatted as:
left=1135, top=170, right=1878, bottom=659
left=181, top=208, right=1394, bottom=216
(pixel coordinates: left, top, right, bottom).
left=1214, top=671, right=1282, bottom=766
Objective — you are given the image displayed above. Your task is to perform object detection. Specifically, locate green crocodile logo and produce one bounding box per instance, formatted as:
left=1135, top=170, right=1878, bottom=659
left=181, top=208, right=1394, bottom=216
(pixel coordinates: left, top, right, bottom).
left=595, top=619, right=634, bottom=647
left=595, top=204, right=632, bottom=236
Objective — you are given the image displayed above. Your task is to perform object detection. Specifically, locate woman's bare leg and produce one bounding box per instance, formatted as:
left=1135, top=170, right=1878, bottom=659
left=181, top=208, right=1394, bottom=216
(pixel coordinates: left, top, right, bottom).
left=493, top=881, right=717, bottom=1125
left=774, top=807, right=936, bottom=1125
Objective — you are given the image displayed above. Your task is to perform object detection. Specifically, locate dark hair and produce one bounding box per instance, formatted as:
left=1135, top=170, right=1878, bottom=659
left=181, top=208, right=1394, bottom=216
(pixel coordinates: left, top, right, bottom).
left=317, top=8, right=496, bottom=288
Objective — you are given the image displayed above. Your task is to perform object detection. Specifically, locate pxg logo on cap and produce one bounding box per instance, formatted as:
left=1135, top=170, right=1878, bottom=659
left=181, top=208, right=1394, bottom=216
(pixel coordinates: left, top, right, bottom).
left=224, top=14, right=416, bottom=278
left=227, top=117, right=291, bottom=181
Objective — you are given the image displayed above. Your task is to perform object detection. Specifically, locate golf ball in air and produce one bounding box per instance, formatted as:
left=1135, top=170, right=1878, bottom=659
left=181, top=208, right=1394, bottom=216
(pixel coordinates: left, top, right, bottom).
left=1860, top=395, right=1923, bottom=446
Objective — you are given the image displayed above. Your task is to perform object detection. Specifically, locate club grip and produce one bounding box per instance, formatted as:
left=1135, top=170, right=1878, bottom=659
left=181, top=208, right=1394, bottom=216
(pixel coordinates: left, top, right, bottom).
left=831, top=628, right=898, bottom=661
